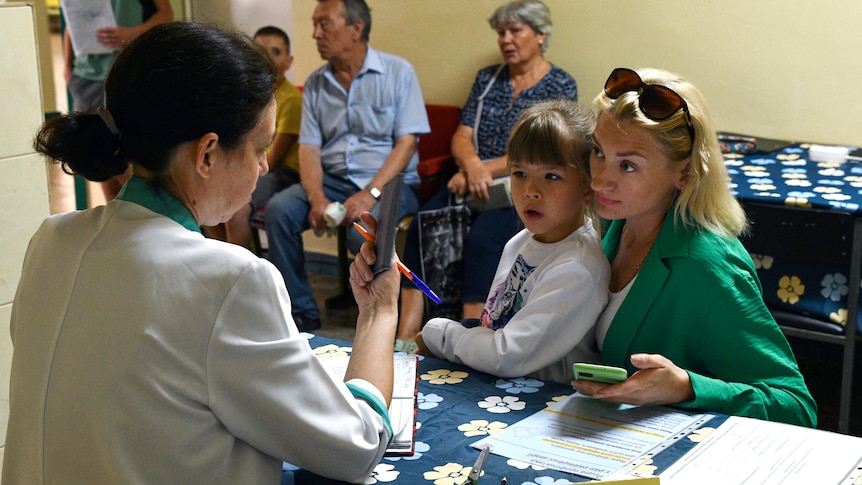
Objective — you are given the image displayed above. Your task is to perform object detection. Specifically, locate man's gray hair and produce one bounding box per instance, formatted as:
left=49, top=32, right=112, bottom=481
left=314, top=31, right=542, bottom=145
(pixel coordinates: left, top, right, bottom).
left=322, top=0, right=372, bottom=42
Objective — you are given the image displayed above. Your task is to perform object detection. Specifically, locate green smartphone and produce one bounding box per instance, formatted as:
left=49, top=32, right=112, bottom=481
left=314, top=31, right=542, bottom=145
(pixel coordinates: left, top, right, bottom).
left=572, top=363, right=628, bottom=384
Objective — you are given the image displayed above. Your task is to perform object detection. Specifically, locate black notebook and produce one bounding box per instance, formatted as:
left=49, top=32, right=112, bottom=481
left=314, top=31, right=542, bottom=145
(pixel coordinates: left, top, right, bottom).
left=372, top=174, right=404, bottom=275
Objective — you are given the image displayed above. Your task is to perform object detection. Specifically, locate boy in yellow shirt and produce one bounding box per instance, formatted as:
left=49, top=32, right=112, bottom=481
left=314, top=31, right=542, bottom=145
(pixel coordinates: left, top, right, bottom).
left=226, top=26, right=303, bottom=248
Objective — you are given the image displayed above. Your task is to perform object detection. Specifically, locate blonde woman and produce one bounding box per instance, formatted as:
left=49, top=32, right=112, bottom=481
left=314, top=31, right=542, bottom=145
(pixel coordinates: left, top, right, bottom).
left=574, top=67, right=817, bottom=427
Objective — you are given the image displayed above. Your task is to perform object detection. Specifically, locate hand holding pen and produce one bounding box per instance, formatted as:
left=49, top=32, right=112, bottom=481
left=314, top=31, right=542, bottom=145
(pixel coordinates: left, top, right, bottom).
left=348, top=214, right=403, bottom=312
left=353, top=222, right=442, bottom=304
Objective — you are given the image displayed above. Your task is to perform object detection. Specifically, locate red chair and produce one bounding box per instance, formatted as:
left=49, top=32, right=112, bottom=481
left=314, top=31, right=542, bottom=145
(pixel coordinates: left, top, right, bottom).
left=417, top=104, right=461, bottom=203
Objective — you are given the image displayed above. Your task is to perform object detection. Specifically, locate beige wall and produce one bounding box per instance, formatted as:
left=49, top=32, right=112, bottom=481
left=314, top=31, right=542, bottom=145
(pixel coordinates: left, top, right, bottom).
left=0, top=2, right=52, bottom=473
left=292, top=0, right=862, bottom=147
left=6, top=0, right=56, bottom=113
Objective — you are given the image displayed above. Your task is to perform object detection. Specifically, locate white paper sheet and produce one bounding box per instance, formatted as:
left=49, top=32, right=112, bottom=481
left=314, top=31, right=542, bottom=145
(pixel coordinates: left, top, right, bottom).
left=472, top=393, right=706, bottom=480
left=659, top=415, right=862, bottom=485
left=317, top=354, right=417, bottom=455
left=60, top=0, right=117, bottom=56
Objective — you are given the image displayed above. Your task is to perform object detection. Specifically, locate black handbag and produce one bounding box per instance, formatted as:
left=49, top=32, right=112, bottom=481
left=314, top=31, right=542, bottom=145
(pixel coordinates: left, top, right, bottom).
left=417, top=199, right=471, bottom=321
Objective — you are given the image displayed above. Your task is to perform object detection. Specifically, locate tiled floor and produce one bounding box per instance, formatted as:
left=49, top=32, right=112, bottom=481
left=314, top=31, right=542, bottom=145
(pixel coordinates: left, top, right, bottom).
left=307, top=271, right=358, bottom=342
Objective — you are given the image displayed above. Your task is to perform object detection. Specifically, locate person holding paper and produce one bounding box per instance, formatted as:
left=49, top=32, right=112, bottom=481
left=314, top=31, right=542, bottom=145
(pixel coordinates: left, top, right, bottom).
left=395, top=0, right=578, bottom=352
left=263, top=0, right=430, bottom=332
left=62, top=0, right=173, bottom=201
left=5, top=23, right=401, bottom=484
left=414, top=101, right=610, bottom=384
left=572, top=67, right=817, bottom=427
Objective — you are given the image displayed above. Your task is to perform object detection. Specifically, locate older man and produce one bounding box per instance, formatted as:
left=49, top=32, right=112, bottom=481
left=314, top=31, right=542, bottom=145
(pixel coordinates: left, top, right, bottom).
left=264, top=0, right=429, bottom=330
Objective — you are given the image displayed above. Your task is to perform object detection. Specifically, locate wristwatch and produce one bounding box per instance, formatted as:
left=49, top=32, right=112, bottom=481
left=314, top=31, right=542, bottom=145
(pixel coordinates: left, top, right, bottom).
left=365, top=184, right=381, bottom=200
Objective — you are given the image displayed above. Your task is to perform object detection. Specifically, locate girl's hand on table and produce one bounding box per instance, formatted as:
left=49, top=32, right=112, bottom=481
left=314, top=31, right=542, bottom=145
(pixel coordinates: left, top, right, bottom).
left=413, top=332, right=439, bottom=358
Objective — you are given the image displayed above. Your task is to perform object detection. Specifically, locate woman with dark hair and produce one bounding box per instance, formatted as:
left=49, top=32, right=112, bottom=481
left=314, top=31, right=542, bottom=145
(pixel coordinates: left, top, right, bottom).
left=4, top=22, right=400, bottom=484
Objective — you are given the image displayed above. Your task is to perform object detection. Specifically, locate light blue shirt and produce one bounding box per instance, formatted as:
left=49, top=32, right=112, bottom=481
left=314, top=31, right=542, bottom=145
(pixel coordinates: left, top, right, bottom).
left=299, top=46, right=430, bottom=189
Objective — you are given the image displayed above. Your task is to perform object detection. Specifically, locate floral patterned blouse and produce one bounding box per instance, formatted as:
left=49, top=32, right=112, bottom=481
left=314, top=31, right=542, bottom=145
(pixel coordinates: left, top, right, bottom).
left=458, top=63, right=578, bottom=160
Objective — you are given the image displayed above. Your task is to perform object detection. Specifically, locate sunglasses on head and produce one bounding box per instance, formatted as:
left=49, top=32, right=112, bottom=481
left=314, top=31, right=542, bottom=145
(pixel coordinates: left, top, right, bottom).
left=604, top=67, right=694, bottom=140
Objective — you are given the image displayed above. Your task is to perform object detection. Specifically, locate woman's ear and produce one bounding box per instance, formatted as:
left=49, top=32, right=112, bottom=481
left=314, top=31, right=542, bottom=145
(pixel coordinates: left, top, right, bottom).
left=675, top=160, right=692, bottom=191
left=191, top=133, right=220, bottom=179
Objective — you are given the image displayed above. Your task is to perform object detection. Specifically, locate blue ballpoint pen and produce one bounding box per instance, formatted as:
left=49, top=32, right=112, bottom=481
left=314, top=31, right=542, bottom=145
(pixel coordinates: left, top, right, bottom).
left=353, top=222, right=442, bottom=304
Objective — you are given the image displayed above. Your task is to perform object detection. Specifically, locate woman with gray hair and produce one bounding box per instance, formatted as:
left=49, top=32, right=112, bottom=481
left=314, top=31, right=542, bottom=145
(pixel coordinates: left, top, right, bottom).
left=396, top=0, right=578, bottom=352
left=488, top=0, right=554, bottom=53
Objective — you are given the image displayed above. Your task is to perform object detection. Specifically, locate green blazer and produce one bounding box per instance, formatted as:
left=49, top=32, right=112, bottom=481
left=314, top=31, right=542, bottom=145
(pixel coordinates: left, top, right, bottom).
left=601, top=211, right=817, bottom=427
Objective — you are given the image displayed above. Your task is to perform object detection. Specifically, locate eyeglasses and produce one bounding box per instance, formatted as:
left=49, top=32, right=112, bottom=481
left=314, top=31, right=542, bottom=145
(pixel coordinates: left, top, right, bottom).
left=603, top=67, right=694, bottom=140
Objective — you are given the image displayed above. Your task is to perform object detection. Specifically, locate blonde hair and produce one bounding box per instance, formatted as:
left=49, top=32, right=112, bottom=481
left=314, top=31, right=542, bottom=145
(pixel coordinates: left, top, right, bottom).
left=507, top=100, right=597, bottom=225
left=593, top=67, right=747, bottom=238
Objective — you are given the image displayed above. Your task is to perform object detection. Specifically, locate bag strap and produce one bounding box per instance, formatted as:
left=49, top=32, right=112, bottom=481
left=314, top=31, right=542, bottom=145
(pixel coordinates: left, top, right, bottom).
left=472, top=64, right=506, bottom=150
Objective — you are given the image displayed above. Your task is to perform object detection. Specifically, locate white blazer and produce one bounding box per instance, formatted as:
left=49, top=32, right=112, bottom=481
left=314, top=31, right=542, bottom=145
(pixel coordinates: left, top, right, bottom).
left=5, top=199, right=388, bottom=484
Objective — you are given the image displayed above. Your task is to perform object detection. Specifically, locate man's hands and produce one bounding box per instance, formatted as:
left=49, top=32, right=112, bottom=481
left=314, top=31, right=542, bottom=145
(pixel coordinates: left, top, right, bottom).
left=307, top=198, right=331, bottom=232
left=309, top=190, right=376, bottom=232
left=571, top=353, right=695, bottom=406
left=342, top=189, right=377, bottom=225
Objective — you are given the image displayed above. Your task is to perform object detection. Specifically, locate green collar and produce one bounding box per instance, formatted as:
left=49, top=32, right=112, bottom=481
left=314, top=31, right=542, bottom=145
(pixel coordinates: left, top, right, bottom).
left=116, top=176, right=201, bottom=233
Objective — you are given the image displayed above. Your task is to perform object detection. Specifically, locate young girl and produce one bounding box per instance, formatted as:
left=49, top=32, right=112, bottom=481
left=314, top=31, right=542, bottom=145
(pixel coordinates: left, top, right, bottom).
left=415, top=100, right=610, bottom=384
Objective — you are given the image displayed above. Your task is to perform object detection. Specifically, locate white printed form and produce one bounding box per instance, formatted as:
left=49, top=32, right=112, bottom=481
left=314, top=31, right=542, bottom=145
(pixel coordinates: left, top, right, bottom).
left=658, top=415, right=862, bottom=485
left=473, top=393, right=707, bottom=480
left=60, top=0, right=117, bottom=55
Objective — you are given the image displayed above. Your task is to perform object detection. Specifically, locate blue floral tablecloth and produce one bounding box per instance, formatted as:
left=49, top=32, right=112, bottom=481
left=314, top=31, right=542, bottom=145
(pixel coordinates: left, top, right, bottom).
left=291, top=336, right=723, bottom=485
left=726, top=143, right=862, bottom=333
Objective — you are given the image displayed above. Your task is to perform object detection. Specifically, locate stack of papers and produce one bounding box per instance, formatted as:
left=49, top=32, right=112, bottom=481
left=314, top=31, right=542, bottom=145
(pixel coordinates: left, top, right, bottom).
left=652, top=415, right=862, bottom=485
left=472, top=394, right=709, bottom=480
left=473, top=394, right=862, bottom=484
